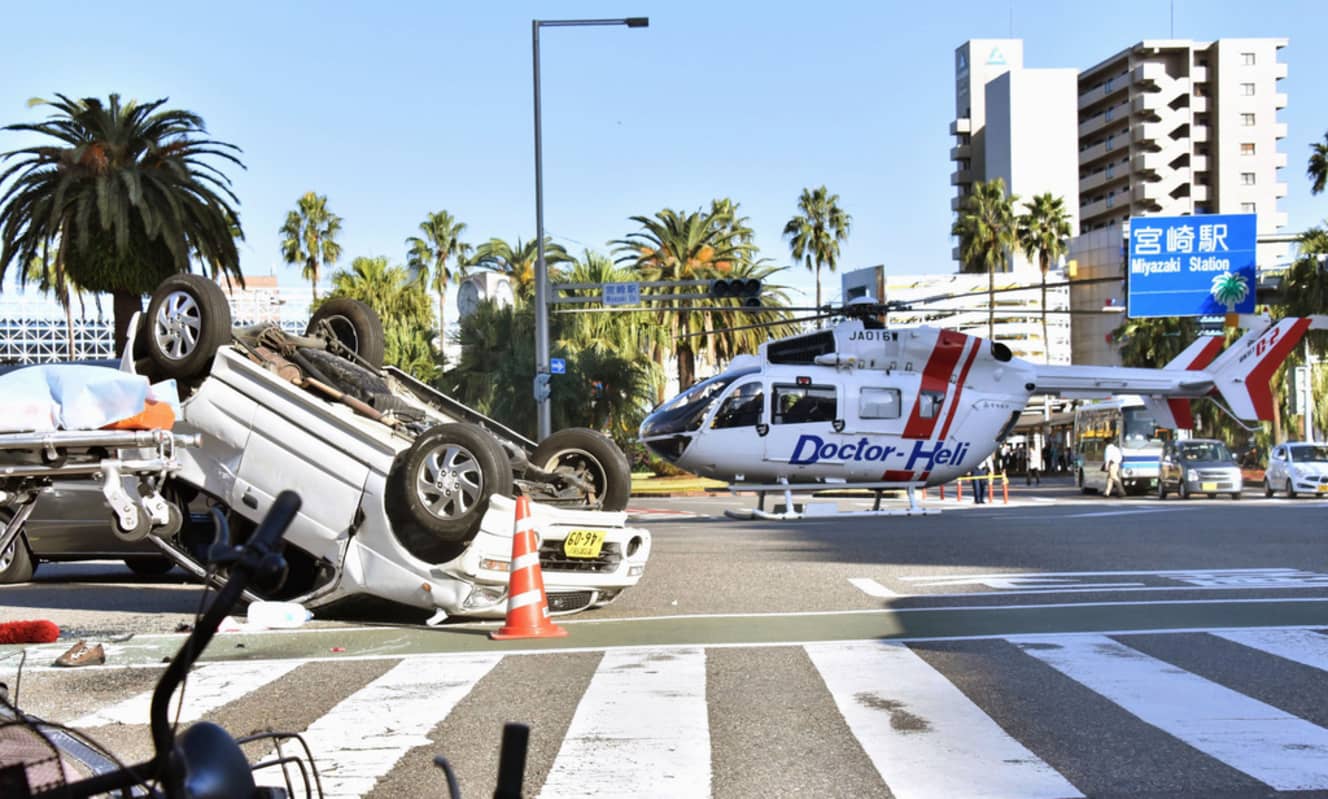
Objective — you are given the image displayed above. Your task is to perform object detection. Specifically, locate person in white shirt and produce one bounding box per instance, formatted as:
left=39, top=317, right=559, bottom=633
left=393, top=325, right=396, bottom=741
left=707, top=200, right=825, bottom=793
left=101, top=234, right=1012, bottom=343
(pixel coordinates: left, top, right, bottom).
left=1103, top=441, right=1125, bottom=498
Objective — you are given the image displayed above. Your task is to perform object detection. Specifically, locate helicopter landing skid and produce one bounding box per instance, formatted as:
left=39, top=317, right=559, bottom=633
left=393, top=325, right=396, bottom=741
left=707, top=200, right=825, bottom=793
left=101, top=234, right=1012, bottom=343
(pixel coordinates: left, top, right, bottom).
left=718, top=481, right=940, bottom=520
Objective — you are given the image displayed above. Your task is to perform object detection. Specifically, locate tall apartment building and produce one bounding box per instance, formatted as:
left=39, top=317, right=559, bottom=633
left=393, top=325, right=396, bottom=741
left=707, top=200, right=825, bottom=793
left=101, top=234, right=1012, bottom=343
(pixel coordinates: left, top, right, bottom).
left=950, top=40, right=1081, bottom=272
left=1077, top=39, right=1289, bottom=252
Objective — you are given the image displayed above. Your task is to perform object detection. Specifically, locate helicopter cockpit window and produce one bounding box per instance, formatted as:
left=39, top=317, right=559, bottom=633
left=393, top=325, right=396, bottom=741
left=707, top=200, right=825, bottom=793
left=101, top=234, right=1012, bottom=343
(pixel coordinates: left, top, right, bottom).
left=859, top=387, right=902, bottom=419
left=712, top=381, right=764, bottom=429
left=767, top=331, right=836, bottom=365
left=640, top=368, right=759, bottom=437
left=917, top=389, right=946, bottom=419
left=772, top=384, right=837, bottom=425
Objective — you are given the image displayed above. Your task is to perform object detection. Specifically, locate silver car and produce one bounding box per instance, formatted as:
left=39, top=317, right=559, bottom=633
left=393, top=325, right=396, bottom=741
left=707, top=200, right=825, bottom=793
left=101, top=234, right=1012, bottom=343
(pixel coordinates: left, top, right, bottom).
left=1264, top=442, right=1328, bottom=498
left=1157, top=438, right=1243, bottom=500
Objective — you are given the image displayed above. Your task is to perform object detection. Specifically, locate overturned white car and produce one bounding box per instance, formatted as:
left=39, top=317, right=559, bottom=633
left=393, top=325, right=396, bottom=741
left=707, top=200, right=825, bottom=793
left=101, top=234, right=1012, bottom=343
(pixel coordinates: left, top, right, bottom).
left=120, top=274, right=650, bottom=619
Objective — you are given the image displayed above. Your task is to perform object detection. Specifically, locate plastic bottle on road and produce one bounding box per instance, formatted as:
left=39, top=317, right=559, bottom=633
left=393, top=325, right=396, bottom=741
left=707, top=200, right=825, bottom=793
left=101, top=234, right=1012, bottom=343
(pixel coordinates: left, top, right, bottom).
left=246, top=600, right=312, bottom=629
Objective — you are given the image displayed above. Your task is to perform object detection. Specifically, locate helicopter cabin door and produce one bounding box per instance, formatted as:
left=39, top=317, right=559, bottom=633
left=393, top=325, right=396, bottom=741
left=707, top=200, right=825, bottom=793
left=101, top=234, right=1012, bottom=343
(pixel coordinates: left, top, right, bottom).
left=763, top=381, right=840, bottom=465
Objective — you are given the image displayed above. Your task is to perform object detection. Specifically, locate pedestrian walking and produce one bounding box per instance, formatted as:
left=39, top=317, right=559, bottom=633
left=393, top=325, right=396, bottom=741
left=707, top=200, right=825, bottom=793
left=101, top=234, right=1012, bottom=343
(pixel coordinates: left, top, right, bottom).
left=1103, top=440, right=1125, bottom=498
left=1027, top=436, right=1042, bottom=486
left=972, top=454, right=993, bottom=504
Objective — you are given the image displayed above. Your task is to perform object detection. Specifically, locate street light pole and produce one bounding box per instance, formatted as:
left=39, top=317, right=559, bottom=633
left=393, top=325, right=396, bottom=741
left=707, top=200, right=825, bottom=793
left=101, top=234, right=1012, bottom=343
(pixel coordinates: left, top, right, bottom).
left=532, top=16, right=648, bottom=441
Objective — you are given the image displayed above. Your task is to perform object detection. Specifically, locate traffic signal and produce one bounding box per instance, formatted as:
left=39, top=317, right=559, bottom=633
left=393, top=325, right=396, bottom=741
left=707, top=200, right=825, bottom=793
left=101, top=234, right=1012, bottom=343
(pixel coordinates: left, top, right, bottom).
left=709, top=277, right=762, bottom=307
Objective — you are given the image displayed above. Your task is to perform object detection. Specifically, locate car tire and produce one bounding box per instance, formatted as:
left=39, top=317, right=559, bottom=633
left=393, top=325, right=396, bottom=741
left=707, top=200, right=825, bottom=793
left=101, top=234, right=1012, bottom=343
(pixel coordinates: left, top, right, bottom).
left=306, top=298, right=385, bottom=368
left=1179, top=481, right=1190, bottom=500
left=1265, top=478, right=1275, bottom=498
left=389, top=423, right=513, bottom=551
left=125, top=557, right=175, bottom=577
left=1231, top=491, right=1241, bottom=500
left=529, top=428, right=631, bottom=512
left=1207, top=493, right=1217, bottom=499
left=1158, top=480, right=1167, bottom=500
left=1078, top=469, right=1091, bottom=495
left=0, top=533, right=35, bottom=584
left=144, top=273, right=233, bottom=380
left=1287, top=480, right=1297, bottom=499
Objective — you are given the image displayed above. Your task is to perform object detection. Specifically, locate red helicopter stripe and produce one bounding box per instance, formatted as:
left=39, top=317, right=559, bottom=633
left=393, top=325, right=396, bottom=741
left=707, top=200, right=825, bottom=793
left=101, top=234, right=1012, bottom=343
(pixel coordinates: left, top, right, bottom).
left=937, top=339, right=979, bottom=441
left=901, top=329, right=967, bottom=440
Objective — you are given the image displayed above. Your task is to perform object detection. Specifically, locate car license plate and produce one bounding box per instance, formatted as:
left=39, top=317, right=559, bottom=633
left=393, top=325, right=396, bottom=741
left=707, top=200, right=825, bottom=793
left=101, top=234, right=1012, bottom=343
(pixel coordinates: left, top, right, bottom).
left=1201, top=482, right=1218, bottom=492
left=563, top=529, right=605, bottom=559
left=1317, top=485, right=1328, bottom=494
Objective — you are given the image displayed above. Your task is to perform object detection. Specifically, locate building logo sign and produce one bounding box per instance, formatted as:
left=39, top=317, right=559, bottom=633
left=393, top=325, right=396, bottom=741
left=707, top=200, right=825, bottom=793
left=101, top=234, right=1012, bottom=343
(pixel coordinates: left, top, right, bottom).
left=986, top=46, right=1007, bottom=66
left=1127, top=213, right=1257, bottom=318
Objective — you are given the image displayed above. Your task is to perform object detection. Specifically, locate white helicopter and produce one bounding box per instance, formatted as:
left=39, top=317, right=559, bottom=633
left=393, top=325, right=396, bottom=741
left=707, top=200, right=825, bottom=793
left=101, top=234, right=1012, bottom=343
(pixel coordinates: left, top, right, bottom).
left=639, top=297, right=1325, bottom=519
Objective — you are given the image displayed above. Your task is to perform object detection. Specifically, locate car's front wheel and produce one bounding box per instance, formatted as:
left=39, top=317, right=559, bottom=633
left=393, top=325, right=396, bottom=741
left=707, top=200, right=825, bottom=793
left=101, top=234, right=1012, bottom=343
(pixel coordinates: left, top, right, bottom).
left=1287, top=480, right=1297, bottom=499
left=1265, top=478, right=1275, bottom=498
left=1179, top=480, right=1190, bottom=500
left=389, top=424, right=514, bottom=556
left=1158, top=480, right=1168, bottom=500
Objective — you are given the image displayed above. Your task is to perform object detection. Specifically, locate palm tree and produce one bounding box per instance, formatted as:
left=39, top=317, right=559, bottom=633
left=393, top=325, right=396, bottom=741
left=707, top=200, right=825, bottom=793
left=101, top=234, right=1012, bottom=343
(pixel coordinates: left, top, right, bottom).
left=0, top=93, right=245, bottom=353
left=405, top=210, right=470, bottom=340
left=1016, top=193, right=1072, bottom=362
left=280, top=192, right=342, bottom=301
left=1309, top=131, right=1328, bottom=195
left=612, top=206, right=757, bottom=392
left=472, top=237, right=570, bottom=301
left=1210, top=271, right=1250, bottom=313
left=324, top=255, right=438, bottom=380
left=782, top=186, right=852, bottom=312
left=952, top=178, right=1018, bottom=340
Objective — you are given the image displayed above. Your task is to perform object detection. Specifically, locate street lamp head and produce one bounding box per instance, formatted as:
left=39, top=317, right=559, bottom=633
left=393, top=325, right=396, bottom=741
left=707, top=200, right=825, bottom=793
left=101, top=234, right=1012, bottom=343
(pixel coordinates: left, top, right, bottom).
left=625, top=17, right=650, bottom=27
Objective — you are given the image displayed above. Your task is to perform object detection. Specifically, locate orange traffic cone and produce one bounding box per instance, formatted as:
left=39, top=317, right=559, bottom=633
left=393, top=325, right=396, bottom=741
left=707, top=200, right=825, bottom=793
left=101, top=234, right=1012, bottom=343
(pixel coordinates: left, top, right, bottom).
left=490, top=496, right=568, bottom=640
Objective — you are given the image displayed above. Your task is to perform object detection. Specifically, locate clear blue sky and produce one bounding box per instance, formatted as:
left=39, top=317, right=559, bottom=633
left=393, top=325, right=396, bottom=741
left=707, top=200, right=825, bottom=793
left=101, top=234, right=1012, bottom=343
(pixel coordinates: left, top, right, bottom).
left=2, top=0, right=1325, bottom=307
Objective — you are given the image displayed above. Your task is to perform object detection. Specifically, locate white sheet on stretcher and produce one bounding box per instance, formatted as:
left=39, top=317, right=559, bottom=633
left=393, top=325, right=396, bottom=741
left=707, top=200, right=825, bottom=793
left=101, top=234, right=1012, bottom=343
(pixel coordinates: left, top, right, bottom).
left=0, top=365, right=179, bottom=433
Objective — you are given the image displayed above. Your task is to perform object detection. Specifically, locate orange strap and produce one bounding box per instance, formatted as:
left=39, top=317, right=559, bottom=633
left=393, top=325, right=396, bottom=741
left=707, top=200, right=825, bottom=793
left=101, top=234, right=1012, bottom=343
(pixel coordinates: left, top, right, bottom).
left=101, top=399, right=176, bottom=430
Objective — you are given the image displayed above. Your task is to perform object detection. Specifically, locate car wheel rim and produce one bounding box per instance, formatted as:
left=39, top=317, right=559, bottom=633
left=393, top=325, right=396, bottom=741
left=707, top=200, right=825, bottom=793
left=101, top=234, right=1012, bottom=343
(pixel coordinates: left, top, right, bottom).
left=324, top=315, right=360, bottom=356
left=154, top=290, right=203, bottom=360
left=544, top=448, right=607, bottom=503
left=0, top=542, right=13, bottom=571
left=416, top=444, right=483, bottom=520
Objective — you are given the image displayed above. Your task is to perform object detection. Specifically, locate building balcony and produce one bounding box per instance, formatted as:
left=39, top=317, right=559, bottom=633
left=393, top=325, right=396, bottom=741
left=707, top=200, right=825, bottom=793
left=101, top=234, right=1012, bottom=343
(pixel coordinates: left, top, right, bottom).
left=1078, top=71, right=1130, bottom=110
left=1131, top=151, right=1168, bottom=172
left=1273, top=62, right=1288, bottom=80
left=951, top=194, right=965, bottom=212
left=1136, top=62, right=1168, bottom=84
left=1131, top=122, right=1167, bottom=144
left=1275, top=181, right=1288, bottom=198
left=1079, top=107, right=1130, bottom=139
left=1080, top=196, right=1111, bottom=220
left=1190, top=65, right=1208, bottom=83
left=1079, top=140, right=1112, bottom=166
left=950, top=143, right=971, bottom=160
left=1192, top=154, right=1209, bottom=172
left=1191, top=183, right=1208, bottom=203
left=1275, top=92, right=1288, bottom=109
left=951, top=168, right=972, bottom=186
left=1274, top=152, right=1288, bottom=169
left=1190, top=125, right=1209, bottom=143
left=1190, top=96, right=1207, bottom=114
left=950, top=118, right=971, bottom=135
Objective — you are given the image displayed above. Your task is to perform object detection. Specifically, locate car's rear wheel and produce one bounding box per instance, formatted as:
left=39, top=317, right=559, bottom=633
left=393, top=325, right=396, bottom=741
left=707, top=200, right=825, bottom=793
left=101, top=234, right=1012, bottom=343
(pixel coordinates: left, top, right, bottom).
left=529, top=428, right=631, bottom=512
left=306, top=298, right=385, bottom=368
left=1158, top=480, right=1167, bottom=500
left=125, top=557, right=175, bottom=576
left=144, top=274, right=233, bottom=380
left=1265, top=478, right=1275, bottom=498
left=389, top=424, right=513, bottom=556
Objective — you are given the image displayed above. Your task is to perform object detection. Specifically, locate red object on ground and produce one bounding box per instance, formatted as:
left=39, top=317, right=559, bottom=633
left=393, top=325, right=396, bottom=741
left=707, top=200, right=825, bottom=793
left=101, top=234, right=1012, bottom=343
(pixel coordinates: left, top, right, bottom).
left=102, top=398, right=175, bottom=430
left=0, top=620, right=60, bottom=644
left=490, top=496, right=567, bottom=641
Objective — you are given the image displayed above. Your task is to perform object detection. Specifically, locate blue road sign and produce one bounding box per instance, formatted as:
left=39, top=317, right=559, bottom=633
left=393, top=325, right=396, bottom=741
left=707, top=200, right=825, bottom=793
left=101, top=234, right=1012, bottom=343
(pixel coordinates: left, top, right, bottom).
left=1127, top=213, right=1257, bottom=318
left=602, top=282, right=641, bottom=306
left=550, top=358, right=566, bottom=374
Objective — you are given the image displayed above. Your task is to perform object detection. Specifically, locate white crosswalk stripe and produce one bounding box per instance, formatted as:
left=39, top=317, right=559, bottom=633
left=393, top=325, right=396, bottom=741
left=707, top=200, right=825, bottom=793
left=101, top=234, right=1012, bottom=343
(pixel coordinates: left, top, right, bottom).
left=538, top=647, right=710, bottom=799
left=251, top=653, right=501, bottom=798
left=18, top=629, right=1328, bottom=798
left=806, top=640, right=1082, bottom=799
left=71, top=659, right=303, bottom=728
left=1014, top=633, right=1328, bottom=791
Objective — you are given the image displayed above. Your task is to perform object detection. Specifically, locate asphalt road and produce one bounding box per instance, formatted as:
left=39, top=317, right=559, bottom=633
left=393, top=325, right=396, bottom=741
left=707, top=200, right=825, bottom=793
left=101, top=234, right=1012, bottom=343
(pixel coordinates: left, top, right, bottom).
left=4, top=477, right=1328, bottom=797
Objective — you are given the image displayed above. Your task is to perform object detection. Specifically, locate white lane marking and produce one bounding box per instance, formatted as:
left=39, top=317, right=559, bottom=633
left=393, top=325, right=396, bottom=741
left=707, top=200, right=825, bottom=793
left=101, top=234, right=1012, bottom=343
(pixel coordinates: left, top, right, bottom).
left=900, top=567, right=1314, bottom=582
left=253, top=653, right=500, bottom=798
left=1215, top=628, right=1328, bottom=672
left=849, top=577, right=904, bottom=598
left=806, top=641, right=1082, bottom=799
left=71, top=659, right=303, bottom=727
left=538, top=648, right=710, bottom=799
left=1014, top=634, right=1328, bottom=790
left=1061, top=508, right=1186, bottom=518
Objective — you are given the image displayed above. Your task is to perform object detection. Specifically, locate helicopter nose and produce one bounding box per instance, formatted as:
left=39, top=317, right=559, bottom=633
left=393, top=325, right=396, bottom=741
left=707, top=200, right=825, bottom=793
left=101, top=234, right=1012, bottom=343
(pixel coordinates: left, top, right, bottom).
left=643, top=434, right=692, bottom=463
